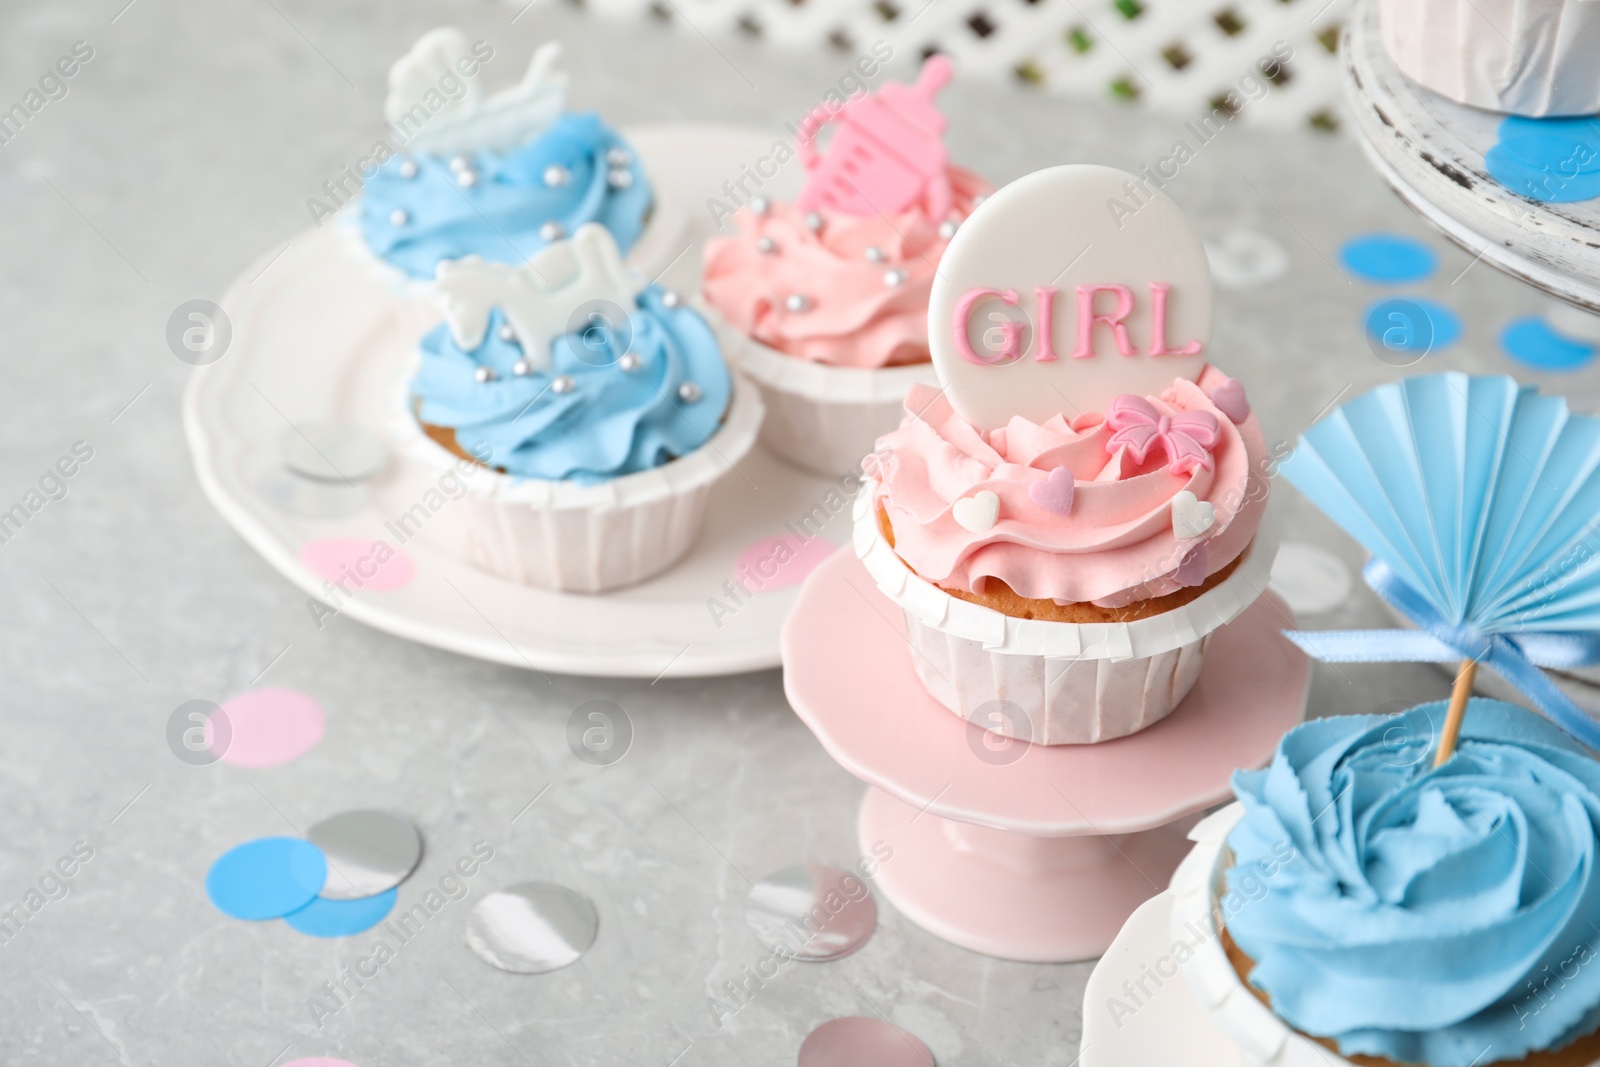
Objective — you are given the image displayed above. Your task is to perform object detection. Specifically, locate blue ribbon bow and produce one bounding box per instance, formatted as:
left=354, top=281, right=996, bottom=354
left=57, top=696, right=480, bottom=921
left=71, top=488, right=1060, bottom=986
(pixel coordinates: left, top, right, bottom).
left=1285, top=559, right=1600, bottom=751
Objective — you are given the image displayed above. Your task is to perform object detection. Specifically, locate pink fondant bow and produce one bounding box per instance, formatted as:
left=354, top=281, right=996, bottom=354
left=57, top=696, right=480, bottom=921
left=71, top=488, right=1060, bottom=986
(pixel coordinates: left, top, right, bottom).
left=1104, top=395, right=1219, bottom=475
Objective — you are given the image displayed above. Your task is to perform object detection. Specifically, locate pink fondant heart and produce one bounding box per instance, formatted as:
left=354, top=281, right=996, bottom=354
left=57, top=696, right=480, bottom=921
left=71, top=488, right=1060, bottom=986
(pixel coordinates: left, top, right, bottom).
left=1209, top=378, right=1250, bottom=424
left=1172, top=543, right=1209, bottom=587
left=1028, top=467, right=1075, bottom=516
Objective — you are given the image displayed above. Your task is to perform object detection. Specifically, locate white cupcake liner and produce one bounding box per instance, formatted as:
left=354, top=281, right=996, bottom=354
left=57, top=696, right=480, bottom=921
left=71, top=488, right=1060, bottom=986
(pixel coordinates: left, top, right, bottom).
left=1379, top=0, right=1600, bottom=117
left=390, top=368, right=763, bottom=592
left=854, top=482, right=1279, bottom=744
left=1169, top=805, right=1362, bottom=1067
left=732, top=332, right=937, bottom=477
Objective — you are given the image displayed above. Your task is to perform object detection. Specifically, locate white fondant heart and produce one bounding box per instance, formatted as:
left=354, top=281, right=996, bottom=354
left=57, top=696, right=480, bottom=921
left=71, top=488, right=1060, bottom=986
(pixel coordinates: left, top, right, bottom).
left=953, top=490, right=999, bottom=534
left=1171, top=490, right=1215, bottom=540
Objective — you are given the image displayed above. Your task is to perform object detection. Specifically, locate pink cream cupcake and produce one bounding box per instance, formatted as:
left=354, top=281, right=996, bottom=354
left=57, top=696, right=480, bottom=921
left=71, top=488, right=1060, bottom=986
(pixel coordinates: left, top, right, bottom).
left=855, top=366, right=1276, bottom=744
left=703, top=56, right=994, bottom=475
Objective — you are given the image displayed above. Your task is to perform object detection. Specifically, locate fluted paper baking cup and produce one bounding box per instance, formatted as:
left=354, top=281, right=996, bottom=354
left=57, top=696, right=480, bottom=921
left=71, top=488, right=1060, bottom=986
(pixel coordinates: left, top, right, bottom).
left=1380, top=0, right=1600, bottom=117
left=391, top=368, right=763, bottom=592
left=854, top=481, right=1279, bottom=744
left=1168, top=804, right=1362, bottom=1067
left=732, top=332, right=936, bottom=477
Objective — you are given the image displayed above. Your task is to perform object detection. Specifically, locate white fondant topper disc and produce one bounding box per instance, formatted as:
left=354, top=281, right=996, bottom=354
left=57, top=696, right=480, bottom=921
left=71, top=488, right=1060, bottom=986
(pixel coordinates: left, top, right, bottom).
left=928, top=165, right=1212, bottom=430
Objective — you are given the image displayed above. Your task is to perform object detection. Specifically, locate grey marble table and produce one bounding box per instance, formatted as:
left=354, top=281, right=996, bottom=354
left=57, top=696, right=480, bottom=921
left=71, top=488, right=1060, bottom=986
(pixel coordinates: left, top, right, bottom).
left=1, top=2, right=1594, bottom=1065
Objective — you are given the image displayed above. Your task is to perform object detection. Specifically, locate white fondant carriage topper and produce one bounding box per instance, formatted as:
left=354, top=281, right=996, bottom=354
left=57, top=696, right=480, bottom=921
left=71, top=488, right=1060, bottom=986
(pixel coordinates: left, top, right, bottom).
left=385, top=28, right=567, bottom=156
left=927, top=164, right=1213, bottom=430
left=433, top=223, right=634, bottom=371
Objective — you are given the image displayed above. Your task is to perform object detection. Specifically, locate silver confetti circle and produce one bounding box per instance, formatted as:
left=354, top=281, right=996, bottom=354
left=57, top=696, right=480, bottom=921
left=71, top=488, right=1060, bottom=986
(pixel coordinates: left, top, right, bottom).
left=543, top=163, right=570, bottom=187
left=280, top=423, right=390, bottom=484
left=255, top=465, right=367, bottom=520
left=307, top=810, right=423, bottom=901
left=746, top=864, right=877, bottom=961
left=678, top=381, right=702, bottom=403
left=539, top=221, right=565, bottom=242
left=466, top=882, right=598, bottom=974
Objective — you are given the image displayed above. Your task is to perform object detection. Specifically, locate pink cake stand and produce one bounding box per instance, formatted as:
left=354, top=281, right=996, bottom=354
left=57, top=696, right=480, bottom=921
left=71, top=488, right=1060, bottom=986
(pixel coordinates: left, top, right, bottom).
left=781, top=552, right=1309, bottom=962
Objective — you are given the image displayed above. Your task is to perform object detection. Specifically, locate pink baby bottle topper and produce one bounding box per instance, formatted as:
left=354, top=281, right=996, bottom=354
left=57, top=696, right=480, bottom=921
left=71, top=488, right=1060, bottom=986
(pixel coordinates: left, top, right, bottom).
left=795, top=55, right=955, bottom=219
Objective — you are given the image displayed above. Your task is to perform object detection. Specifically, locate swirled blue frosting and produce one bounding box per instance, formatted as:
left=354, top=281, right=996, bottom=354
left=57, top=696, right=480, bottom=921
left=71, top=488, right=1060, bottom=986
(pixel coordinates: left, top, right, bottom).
left=412, top=288, right=731, bottom=483
left=1226, top=700, right=1600, bottom=1066
left=360, top=112, right=652, bottom=280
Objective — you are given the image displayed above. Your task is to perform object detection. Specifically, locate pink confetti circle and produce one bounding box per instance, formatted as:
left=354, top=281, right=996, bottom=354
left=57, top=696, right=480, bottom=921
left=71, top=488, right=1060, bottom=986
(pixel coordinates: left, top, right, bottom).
left=297, top=538, right=415, bottom=592
left=217, top=688, right=325, bottom=769
left=733, top=535, right=838, bottom=593
left=283, top=1060, right=360, bottom=1067
left=799, top=1017, right=934, bottom=1066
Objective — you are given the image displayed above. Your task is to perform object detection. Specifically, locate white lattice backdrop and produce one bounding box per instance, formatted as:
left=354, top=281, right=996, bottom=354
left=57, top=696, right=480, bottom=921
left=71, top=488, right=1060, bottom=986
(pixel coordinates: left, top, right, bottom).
left=569, top=0, right=1353, bottom=133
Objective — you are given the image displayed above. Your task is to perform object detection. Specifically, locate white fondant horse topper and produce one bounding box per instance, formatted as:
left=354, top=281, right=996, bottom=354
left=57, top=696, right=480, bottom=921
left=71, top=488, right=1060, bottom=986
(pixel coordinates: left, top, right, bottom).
left=385, top=28, right=567, bottom=156
left=433, top=223, right=636, bottom=372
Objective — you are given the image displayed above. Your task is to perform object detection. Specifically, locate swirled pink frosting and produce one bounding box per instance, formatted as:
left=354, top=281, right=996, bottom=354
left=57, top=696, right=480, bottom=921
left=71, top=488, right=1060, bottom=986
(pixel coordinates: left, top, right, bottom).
left=874, top=366, right=1270, bottom=608
left=701, top=166, right=992, bottom=369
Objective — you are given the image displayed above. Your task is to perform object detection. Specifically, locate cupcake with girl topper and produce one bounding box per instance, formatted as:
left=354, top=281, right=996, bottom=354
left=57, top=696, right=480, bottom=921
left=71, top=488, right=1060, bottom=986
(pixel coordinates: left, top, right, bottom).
left=701, top=55, right=993, bottom=475
left=1171, top=372, right=1600, bottom=1067
left=392, top=223, right=762, bottom=592
left=344, top=28, right=681, bottom=299
left=855, top=164, right=1278, bottom=745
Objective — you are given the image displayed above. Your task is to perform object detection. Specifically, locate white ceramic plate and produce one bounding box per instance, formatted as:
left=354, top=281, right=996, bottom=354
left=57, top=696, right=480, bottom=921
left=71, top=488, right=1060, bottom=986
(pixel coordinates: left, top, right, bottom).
left=182, top=125, right=855, bottom=678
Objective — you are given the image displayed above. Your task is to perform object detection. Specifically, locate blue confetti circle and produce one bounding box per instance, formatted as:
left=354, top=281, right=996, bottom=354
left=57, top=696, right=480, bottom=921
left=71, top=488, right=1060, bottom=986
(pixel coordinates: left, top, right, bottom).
left=1340, top=234, right=1438, bottom=284
left=284, top=887, right=398, bottom=938
left=1501, top=316, right=1598, bottom=371
left=206, top=837, right=327, bottom=920
left=1365, top=298, right=1462, bottom=364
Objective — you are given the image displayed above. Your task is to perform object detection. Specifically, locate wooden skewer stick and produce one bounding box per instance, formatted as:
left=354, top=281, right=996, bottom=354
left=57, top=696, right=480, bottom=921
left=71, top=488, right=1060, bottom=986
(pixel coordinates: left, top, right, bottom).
left=1432, top=659, right=1479, bottom=767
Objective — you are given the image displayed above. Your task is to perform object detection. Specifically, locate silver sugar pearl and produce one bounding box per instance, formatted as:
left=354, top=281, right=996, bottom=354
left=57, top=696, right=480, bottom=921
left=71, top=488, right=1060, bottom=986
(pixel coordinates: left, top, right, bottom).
left=474, top=366, right=497, bottom=383
left=757, top=236, right=778, bottom=254
left=512, top=359, right=532, bottom=377
left=659, top=290, right=681, bottom=308
left=543, top=163, right=570, bottom=187
left=678, top=381, right=702, bottom=403
left=550, top=375, right=576, bottom=394
left=751, top=197, right=771, bottom=216
left=804, top=212, right=824, bottom=232
left=389, top=208, right=408, bottom=227
left=785, top=293, right=811, bottom=313
left=973, top=193, right=989, bottom=207
left=498, top=324, right=517, bottom=342
left=398, top=160, right=419, bottom=179
left=618, top=352, right=643, bottom=371
left=450, top=155, right=471, bottom=173
left=607, top=168, right=634, bottom=190
left=938, top=219, right=959, bottom=240
left=606, top=147, right=631, bottom=168
left=864, top=246, right=886, bottom=263
left=883, top=268, right=909, bottom=286
left=539, top=221, right=565, bottom=242
left=457, top=169, right=478, bottom=188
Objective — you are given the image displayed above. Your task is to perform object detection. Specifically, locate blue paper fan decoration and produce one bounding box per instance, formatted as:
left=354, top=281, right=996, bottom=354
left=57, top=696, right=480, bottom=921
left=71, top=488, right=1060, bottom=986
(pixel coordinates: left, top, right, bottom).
left=1281, top=372, right=1600, bottom=748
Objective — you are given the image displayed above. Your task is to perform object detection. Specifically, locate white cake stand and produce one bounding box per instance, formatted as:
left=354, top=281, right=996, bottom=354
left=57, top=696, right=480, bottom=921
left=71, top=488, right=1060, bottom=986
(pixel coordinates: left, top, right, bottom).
left=1342, top=0, right=1600, bottom=315
left=183, top=125, right=845, bottom=678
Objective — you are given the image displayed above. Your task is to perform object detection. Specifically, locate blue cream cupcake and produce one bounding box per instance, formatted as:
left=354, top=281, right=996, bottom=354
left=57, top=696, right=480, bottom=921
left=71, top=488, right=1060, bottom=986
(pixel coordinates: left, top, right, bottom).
left=396, top=224, right=761, bottom=591
left=347, top=29, right=677, bottom=292
left=1171, top=700, right=1600, bottom=1067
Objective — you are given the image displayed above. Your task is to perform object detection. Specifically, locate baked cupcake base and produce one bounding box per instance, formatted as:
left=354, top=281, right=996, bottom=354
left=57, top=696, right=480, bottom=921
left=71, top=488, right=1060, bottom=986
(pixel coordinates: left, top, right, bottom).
left=854, top=481, right=1279, bottom=745
left=392, top=370, right=763, bottom=593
